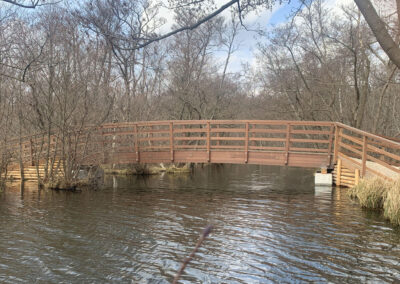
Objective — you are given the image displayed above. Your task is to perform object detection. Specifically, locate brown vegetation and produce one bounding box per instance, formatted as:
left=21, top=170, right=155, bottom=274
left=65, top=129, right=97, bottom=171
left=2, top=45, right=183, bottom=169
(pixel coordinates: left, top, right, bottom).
left=348, top=177, right=390, bottom=209
left=349, top=177, right=400, bottom=226
left=383, top=180, right=400, bottom=226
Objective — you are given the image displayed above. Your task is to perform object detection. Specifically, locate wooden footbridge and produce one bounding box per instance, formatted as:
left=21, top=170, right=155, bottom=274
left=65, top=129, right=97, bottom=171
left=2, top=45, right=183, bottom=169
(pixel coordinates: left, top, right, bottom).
left=4, top=120, right=400, bottom=186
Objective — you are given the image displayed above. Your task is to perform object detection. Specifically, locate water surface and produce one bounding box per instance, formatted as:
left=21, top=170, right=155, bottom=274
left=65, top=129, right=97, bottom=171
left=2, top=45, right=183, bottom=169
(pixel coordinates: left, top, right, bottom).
left=1, top=165, right=400, bottom=283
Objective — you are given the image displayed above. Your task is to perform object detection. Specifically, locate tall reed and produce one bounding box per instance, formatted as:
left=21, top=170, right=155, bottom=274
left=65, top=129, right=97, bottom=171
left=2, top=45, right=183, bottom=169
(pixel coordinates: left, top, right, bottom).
left=349, top=177, right=400, bottom=226
left=348, top=177, right=390, bottom=209
left=383, top=180, right=400, bottom=226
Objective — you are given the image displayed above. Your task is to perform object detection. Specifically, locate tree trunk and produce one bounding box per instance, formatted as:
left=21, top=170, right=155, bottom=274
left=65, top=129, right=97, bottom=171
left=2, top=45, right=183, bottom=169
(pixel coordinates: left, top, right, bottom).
left=354, top=0, right=400, bottom=68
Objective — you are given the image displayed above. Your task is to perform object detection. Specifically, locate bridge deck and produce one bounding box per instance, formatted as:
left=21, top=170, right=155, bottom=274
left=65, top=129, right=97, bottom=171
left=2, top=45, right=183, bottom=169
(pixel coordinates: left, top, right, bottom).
left=108, top=150, right=330, bottom=168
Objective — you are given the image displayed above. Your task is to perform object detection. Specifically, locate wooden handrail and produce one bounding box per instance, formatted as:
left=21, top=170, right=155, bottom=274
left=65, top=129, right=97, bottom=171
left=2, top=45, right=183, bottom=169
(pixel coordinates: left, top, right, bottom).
left=335, top=122, right=400, bottom=149
left=335, top=122, right=400, bottom=180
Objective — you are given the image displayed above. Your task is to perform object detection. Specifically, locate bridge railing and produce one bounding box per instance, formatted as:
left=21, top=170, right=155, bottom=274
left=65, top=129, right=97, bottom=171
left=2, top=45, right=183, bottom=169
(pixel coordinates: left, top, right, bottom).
left=7, top=120, right=400, bottom=179
left=100, top=120, right=335, bottom=166
left=334, top=123, right=400, bottom=180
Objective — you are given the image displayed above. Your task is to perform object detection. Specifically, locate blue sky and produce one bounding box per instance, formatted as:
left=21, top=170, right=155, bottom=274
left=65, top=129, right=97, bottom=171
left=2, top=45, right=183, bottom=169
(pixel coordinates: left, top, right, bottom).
left=269, top=0, right=303, bottom=25
left=220, top=0, right=352, bottom=72
left=223, top=0, right=304, bottom=73
left=156, top=0, right=307, bottom=72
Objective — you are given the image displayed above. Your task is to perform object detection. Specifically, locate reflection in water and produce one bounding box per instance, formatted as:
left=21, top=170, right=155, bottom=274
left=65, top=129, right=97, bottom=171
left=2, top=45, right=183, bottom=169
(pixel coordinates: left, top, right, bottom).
left=0, top=164, right=399, bottom=283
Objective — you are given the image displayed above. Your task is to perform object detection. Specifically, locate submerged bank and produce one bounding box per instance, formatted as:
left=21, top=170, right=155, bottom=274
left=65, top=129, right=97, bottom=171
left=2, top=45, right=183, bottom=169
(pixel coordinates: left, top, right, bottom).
left=102, top=163, right=193, bottom=175
left=349, top=177, right=400, bottom=226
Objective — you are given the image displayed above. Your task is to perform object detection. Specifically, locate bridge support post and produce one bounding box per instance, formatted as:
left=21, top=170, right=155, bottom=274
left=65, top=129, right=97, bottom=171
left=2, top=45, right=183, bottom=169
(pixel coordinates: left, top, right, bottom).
left=170, top=122, right=174, bottom=162
left=333, top=125, right=341, bottom=164
left=101, top=127, right=106, bottom=164
left=206, top=122, right=211, bottom=162
left=285, top=123, right=291, bottom=165
left=112, top=125, right=116, bottom=169
left=361, top=135, right=367, bottom=177
left=244, top=122, right=249, bottom=163
left=134, top=124, right=140, bottom=163
left=355, top=169, right=360, bottom=185
left=337, top=158, right=342, bottom=186
left=327, top=125, right=335, bottom=167
left=30, top=139, right=34, bottom=166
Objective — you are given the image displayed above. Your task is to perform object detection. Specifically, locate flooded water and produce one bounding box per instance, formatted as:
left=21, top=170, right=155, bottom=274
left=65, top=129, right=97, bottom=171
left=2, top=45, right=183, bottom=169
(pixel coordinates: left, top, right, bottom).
left=1, top=165, right=400, bottom=283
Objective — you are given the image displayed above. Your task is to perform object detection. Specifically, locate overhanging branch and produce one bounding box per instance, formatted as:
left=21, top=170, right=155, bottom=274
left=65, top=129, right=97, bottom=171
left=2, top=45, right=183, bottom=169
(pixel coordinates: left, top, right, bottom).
left=1, top=0, right=60, bottom=8
left=132, top=0, right=238, bottom=50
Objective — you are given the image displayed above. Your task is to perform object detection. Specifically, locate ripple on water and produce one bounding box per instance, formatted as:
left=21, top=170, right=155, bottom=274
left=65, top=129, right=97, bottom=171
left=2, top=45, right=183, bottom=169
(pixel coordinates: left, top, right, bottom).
left=0, top=165, right=400, bottom=283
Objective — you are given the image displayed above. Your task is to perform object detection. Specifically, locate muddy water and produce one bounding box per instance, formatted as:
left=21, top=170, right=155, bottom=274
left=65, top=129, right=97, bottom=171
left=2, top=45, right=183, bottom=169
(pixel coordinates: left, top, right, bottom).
left=0, top=165, right=399, bottom=283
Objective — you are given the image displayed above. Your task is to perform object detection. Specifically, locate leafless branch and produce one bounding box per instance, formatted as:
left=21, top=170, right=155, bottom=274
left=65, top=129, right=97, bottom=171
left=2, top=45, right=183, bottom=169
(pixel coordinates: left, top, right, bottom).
left=0, top=0, right=60, bottom=8
left=129, top=0, right=238, bottom=50
left=172, top=225, right=213, bottom=283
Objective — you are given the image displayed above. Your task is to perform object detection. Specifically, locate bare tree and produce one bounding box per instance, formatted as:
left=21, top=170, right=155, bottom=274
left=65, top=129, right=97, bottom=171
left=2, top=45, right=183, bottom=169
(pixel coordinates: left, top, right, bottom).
left=78, top=0, right=168, bottom=122
left=254, top=0, right=400, bottom=134
left=354, top=0, right=400, bottom=69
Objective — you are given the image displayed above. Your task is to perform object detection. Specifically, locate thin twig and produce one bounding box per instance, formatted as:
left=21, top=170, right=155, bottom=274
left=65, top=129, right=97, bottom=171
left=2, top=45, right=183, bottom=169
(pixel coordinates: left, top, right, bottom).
left=172, top=225, right=213, bottom=284
left=1, top=0, right=61, bottom=9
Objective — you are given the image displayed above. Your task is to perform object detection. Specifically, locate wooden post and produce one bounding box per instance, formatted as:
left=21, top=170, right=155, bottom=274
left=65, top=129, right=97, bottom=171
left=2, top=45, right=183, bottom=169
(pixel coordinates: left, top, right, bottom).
left=30, top=138, right=34, bottom=166
left=170, top=122, right=174, bottom=162
left=361, top=135, right=367, bottom=177
left=355, top=168, right=360, bottom=185
left=134, top=124, right=139, bottom=163
left=149, top=125, right=153, bottom=148
left=101, top=127, right=106, bottom=164
left=285, top=123, right=291, bottom=165
left=337, top=158, right=342, bottom=186
left=327, top=125, right=335, bottom=167
left=244, top=122, right=249, bottom=163
left=112, top=125, right=116, bottom=169
left=216, top=124, right=220, bottom=147
left=206, top=122, right=211, bottom=162
left=333, top=125, right=340, bottom=164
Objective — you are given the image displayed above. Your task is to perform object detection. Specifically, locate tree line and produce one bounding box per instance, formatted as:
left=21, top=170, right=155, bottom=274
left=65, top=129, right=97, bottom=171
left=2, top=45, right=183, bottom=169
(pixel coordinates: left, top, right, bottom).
left=0, top=0, right=399, bottom=184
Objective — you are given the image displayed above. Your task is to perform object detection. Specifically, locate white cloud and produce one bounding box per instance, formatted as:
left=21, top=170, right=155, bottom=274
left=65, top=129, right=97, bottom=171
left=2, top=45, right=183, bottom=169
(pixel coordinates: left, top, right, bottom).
left=155, top=0, right=355, bottom=73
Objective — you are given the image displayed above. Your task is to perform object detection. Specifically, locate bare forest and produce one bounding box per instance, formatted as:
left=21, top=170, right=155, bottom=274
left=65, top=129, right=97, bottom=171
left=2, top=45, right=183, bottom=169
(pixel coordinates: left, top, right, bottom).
left=1, top=0, right=400, bottom=184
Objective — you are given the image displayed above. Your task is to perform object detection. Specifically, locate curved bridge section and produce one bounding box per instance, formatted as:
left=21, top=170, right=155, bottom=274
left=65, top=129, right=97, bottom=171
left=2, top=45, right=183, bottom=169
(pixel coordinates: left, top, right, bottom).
left=7, top=120, right=400, bottom=184
left=102, top=120, right=335, bottom=168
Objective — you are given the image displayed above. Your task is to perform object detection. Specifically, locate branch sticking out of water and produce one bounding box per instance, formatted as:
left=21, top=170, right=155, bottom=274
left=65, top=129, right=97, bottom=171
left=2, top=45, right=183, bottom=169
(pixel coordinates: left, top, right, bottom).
left=172, top=225, right=213, bottom=284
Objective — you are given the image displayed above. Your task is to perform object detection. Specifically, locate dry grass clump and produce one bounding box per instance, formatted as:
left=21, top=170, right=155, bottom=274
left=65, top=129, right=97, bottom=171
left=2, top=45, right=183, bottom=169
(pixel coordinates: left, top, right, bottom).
left=383, top=180, right=400, bottom=226
left=349, top=177, right=400, bottom=226
left=348, top=177, right=390, bottom=209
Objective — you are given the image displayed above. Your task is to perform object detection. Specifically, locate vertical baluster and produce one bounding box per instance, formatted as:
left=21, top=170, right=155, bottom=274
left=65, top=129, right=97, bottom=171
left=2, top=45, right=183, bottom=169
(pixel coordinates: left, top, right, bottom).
left=361, top=135, right=367, bottom=177
left=327, top=124, right=335, bottom=167
left=207, top=122, right=211, bottom=162
left=101, top=127, right=106, bottom=164
left=170, top=122, right=174, bottom=162
left=245, top=122, right=249, bottom=163
left=216, top=124, right=220, bottom=147
left=333, top=125, right=340, bottom=163
left=285, top=123, right=291, bottom=165
left=30, top=138, right=34, bottom=166
left=134, top=124, right=139, bottom=163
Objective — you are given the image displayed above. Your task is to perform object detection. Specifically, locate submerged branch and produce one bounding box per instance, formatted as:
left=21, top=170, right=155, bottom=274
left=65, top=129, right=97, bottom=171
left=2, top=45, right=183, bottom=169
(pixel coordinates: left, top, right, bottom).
left=172, top=225, right=213, bottom=283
